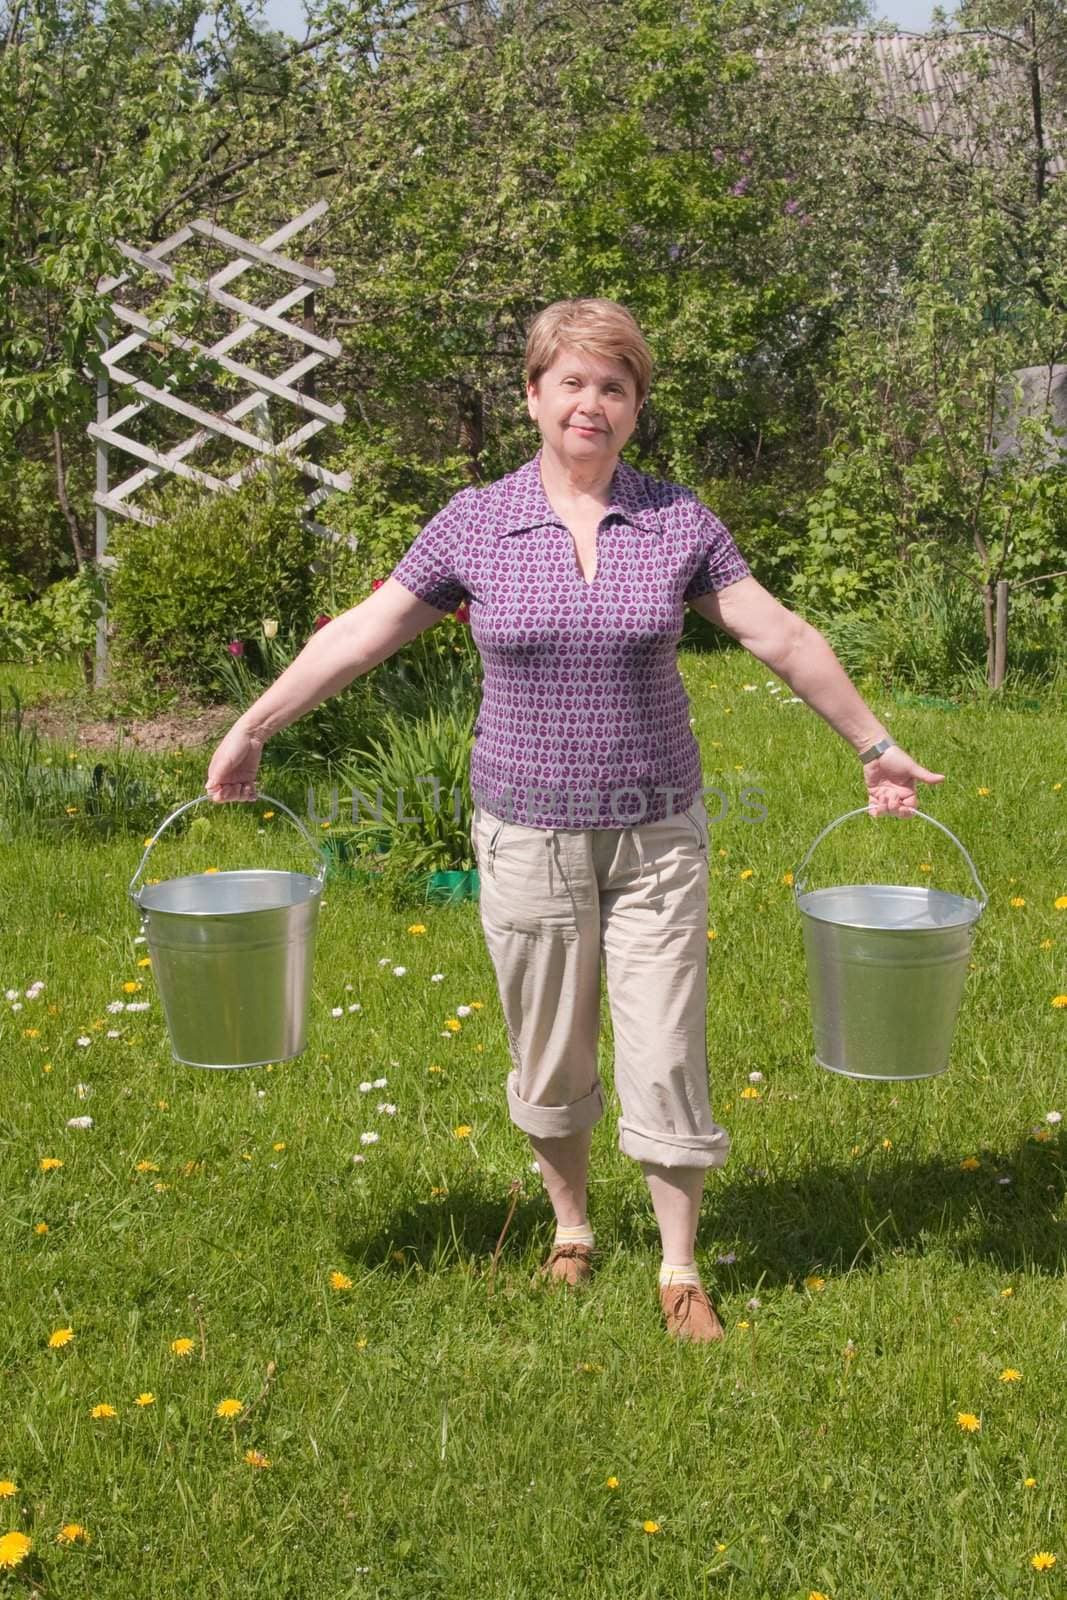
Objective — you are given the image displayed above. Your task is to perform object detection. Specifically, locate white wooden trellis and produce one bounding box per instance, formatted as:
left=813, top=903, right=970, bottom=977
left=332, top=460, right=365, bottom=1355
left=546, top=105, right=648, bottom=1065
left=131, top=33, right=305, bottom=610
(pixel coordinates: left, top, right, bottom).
left=89, top=199, right=352, bottom=685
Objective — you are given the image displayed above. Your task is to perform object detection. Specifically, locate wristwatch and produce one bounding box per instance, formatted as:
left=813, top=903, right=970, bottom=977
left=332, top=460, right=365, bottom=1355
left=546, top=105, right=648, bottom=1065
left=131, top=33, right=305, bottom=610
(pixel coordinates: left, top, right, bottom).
left=859, top=737, right=895, bottom=764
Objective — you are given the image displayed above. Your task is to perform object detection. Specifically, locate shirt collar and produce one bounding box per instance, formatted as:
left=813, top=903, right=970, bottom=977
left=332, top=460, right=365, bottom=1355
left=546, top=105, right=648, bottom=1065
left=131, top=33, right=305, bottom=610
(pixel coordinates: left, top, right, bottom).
left=494, top=453, right=660, bottom=537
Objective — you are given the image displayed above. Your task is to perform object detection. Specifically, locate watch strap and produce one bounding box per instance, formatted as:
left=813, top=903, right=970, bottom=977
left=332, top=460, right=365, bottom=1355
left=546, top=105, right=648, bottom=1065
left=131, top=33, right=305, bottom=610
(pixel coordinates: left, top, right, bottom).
left=859, top=737, right=895, bottom=765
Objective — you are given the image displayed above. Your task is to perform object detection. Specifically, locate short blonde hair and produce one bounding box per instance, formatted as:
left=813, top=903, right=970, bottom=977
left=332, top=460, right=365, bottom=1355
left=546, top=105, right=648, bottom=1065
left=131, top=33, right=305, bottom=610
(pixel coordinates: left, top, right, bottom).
left=525, top=299, right=653, bottom=405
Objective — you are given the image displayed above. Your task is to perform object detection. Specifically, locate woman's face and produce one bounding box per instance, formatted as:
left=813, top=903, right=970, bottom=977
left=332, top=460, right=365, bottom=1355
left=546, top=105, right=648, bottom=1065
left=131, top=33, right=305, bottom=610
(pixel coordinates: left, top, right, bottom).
left=527, top=346, right=641, bottom=468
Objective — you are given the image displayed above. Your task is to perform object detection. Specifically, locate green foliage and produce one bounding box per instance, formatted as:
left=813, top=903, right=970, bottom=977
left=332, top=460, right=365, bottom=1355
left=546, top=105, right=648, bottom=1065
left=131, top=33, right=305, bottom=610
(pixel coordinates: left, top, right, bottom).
left=212, top=622, right=383, bottom=774
left=0, top=570, right=98, bottom=663
left=0, top=690, right=163, bottom=840
left=108, top=469, right=316, bottom=696
left=331, top=704, right=478, bottom=883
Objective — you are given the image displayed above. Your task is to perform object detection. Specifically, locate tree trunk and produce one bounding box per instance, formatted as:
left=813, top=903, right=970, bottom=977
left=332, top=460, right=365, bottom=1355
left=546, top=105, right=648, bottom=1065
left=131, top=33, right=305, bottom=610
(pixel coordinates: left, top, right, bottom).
left=982, top=581, right=995, bottom=685
left=52, top=427, right=87, bottom=570
left=992, top=578, right=1009, bottom=690
left=457, top=385, right=484, bottom=483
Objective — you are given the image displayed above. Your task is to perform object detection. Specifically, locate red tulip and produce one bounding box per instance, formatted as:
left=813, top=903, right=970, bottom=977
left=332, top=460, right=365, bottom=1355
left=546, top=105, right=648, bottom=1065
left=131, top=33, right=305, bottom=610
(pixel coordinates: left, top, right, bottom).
left=312, top=613, right=332, bottom=632
left=227, top=639, right=245, bottom=657
left=371, top=578, right=385, bottom=591
left=454, top=602, right=470, bottom=625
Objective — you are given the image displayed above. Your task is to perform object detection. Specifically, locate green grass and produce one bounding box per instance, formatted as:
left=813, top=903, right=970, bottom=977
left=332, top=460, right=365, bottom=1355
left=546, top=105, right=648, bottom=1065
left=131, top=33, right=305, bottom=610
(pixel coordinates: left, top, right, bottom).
left=1, top=648, right=1065, bottom=1598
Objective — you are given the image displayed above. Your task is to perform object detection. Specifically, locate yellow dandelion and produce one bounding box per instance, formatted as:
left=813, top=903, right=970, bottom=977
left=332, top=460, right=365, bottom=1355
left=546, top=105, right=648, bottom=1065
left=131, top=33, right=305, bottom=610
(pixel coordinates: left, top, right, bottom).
left=272, top=1142, right=286, bottom=1152
left=736, top=1320, right=750, bottom=1329
left=143, top=836, right=155, bottom=847
left=707, top=928, right=718, bottom=940
left=245, top=1449, right=271, bottom=1469
left=470, top=1001, right=484, bottom=1010
left=90, top=1403, right=117, bottom=1420
left=740, top=1086, right=761, bottom=1100
left=214, top=1398, right=243, bottom=1419
left=809, top=1593, right=831, bottom=1600
left=782, top=872, right=794, bottom=886
left=407, top=923, right=427, bottom=934
left=261, top=810, right=275, bottom=819
left=122, top=980, right=142, bottom=993
left=135, top=1392, right=155, bottom=1406
left=960, top=1157, right=981, bottom=1171
left=1055, top=895, right=1067, bottom=910
left=203, top=867, right=219, bottom=874
left=1040, top=938, right=1053, bottom=949
left=715, top=1542, right=727, bottom=1552
left=0, top=1482, right=15, bottom=1499
left=453, top=1124, right=472, bottom=1138
left=40, top=1157, right=63, bottom=1172
left=1000, top=1287, right=1014, bottom=1297
left=1031, top=1553, right=1056, bottom=1572
left=605, top=1476, right=619, bottom=1489
left=22, top=1027, right=40, bottom=1038
left=443, top=1018, right=461, bottom=1032
left=1010, top=896, right=1026, bottom=908
left=170, top=1337, right=195, bottom=1357
left=135, top=1160, right=159, bottom=1173
left=153, top=1182, right=169, bottom=1193
left=1052, top=995, right=1067, bottom=1008
left=0, top=1531, right=31, bottom=1570
left=430, top=1186, right=448, bottom=1198
left=919, top=862, right=933, bottom=873
left=739, top=868, right=754, bottom=880
left=57, top=1522, right=91, bottom=1545
left=137, top=956, right=152, bottom=967
left=1024, top=1477, right=1037, bottom=1488
left=804, top=1275, right=826, bottom=1291
left=642, top=1520, right=661, bottom=1534
left=881, top=1138, right=893, bottom=1150
left=977, top=787, right=991, bottom=797
left=428, top=1064, right=443, bottom=1074
left=34, top=1222, right=48, bottom=1235
left=355, top=1338, right=368, bottom=1350
left=48, top=1327, right=74, bottom=1348
left=999, top=1369, right=1022, bottom=1383
left=329, top=1271, right=353, bottom=1291
left=158, top=1100, right=169, bottom=1109
left=956, top=1412, right=981, bottom=1432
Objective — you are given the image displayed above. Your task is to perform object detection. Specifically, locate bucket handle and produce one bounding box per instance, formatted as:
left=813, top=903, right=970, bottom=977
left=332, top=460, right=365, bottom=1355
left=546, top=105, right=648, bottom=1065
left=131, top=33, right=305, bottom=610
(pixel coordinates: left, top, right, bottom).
left=792, top=808, right=988, bottom=912
left=127, top=793, right=328, bottom=904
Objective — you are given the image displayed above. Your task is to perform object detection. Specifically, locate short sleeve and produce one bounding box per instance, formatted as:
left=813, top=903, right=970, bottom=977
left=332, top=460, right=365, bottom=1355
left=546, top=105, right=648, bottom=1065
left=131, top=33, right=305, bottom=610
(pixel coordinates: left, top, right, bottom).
left=683, top=500, right=751, bottom=602
left=390, top=491, right=472, bottom=612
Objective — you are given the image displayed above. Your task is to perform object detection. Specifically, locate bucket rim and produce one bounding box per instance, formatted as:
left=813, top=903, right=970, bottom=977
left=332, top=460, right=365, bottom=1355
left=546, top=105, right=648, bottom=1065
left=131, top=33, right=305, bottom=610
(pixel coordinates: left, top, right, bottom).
left=797, top=881, right=983, bottom=930
left=137, top=866, right=324, bottom=916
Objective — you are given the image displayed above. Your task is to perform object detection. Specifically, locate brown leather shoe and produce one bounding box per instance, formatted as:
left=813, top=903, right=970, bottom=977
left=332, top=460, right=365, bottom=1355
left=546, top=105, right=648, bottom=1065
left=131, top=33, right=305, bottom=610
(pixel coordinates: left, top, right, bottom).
left=659, top=1282, right=725, bottom=1343
left=538, top=1242, right=595, bottom=1287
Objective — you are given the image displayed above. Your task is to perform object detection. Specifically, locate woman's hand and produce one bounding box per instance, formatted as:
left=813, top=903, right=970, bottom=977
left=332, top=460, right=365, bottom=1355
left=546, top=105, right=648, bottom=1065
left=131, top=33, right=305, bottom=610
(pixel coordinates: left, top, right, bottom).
left=863, top=745, right=945, bottom=817
left=204, top=723, right=265, bottom=803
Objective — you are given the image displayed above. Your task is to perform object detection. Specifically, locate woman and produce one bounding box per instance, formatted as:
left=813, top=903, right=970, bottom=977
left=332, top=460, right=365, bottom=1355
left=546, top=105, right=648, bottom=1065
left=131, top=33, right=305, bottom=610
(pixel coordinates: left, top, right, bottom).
left=206, top=298, right=944, bottom=1344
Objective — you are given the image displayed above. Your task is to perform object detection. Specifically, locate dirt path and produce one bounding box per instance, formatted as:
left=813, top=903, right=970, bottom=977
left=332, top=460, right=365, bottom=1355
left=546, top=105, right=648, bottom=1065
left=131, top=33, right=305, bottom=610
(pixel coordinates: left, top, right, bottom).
left=25, top=701, right=234, bottom=754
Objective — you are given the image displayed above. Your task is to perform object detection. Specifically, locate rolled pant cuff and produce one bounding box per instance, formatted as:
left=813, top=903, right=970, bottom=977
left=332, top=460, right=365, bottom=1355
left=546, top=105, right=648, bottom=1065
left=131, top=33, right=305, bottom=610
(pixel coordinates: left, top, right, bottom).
left=617, top=1118, right=731, bottom=1170
left=506, top=1073, right=604, bottom=1140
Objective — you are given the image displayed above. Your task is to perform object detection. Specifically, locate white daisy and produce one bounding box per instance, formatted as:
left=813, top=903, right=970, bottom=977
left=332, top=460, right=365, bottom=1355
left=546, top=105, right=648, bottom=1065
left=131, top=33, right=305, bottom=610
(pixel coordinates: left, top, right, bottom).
left=377, top=1103, right=397, bottom=1116
left=348, top=1004, right=361, bottom=1013
left=67, top=1116, right=94, bottom=1130
left=392, top=966, right=407, bottom=977
left=360, top=1131, right=379, bottom=1146
left=359, top=1081, right=372, bottom=1093
left=377, top=958, right=391, bottom=968
left=456, top=1005, right=472, bottom=1017
left=430, top=973, right=445, bottom=982
left=76, top=1035, right=91, bottom=1047
left=1046, top=1110, right=1062, bottom=1125
left=748, top=1070, right=764, bottom=1084
left=330, top=1007, right=343, bottom=1018
left=106, top=1000, right=125, bottom=1013
left=373, top=1077, right=388, bottom=1089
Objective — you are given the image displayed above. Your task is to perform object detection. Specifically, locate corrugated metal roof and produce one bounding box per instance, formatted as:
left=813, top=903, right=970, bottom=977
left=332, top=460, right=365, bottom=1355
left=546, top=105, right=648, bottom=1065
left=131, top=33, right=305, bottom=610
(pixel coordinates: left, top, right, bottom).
left=755, top=29, right=1064, bottom=177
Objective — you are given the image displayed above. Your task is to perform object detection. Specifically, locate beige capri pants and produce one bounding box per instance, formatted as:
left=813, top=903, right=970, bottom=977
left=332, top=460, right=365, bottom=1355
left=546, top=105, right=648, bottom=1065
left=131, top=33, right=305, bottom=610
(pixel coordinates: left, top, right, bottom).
left=470, top=797, right=731, bottom=1170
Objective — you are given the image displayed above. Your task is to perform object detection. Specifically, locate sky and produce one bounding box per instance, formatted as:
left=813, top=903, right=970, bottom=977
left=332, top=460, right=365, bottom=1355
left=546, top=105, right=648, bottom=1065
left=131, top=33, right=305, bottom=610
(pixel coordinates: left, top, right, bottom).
left=254, top=0, right=940, bottom=39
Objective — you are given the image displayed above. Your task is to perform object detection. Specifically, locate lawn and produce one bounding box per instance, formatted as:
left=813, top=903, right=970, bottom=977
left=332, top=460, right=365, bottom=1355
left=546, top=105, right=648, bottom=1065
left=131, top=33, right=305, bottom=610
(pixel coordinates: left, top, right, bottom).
left=1, top=650, right=1064, bottom=1599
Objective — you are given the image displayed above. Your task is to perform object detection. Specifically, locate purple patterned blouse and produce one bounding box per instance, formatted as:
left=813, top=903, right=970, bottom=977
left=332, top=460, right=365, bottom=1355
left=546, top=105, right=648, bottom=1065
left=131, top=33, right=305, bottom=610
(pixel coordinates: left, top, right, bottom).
left=390, top=452, right=751, bottom=829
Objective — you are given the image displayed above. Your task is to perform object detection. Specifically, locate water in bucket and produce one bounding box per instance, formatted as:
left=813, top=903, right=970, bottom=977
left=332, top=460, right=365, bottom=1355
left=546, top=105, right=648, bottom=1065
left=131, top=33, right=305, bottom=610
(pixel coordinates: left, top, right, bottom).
left=128, top=796, right=327, bottom=1070
left=793, top=809, right=987, bottom=1082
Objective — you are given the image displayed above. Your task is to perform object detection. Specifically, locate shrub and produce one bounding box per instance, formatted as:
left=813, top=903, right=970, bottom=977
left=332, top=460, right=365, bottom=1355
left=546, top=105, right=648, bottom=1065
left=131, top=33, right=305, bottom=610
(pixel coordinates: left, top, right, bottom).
left=0, top=570, right=97, bottom=663
left=108, top=466, right=317, bottom=696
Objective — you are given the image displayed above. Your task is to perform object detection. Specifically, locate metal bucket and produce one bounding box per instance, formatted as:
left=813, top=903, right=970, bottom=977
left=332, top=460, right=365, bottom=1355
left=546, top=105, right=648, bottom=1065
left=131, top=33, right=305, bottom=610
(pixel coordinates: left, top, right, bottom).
left=793, top=809, right=987, bottom=1082
left=128, top=795, right=327, bottom=1070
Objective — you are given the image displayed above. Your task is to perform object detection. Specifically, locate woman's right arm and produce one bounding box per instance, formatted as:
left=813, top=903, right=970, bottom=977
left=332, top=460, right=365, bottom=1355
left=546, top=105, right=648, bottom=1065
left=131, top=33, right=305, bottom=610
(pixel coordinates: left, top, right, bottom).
left=205, top=579, right=447, bottom=801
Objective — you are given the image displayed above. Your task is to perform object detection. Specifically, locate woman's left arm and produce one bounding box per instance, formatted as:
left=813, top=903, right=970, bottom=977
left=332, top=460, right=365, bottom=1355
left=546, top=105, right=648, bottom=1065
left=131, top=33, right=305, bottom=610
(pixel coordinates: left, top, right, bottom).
left=689, top=577, right=945, bottom=818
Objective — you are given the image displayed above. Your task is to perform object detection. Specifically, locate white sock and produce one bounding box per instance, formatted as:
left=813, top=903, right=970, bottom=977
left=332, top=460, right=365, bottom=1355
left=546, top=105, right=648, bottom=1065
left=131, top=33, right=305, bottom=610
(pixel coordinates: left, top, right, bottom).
left=659, top=1260, right=701, bottom=1288
left=555, top=1222, right=595, bottom=1248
